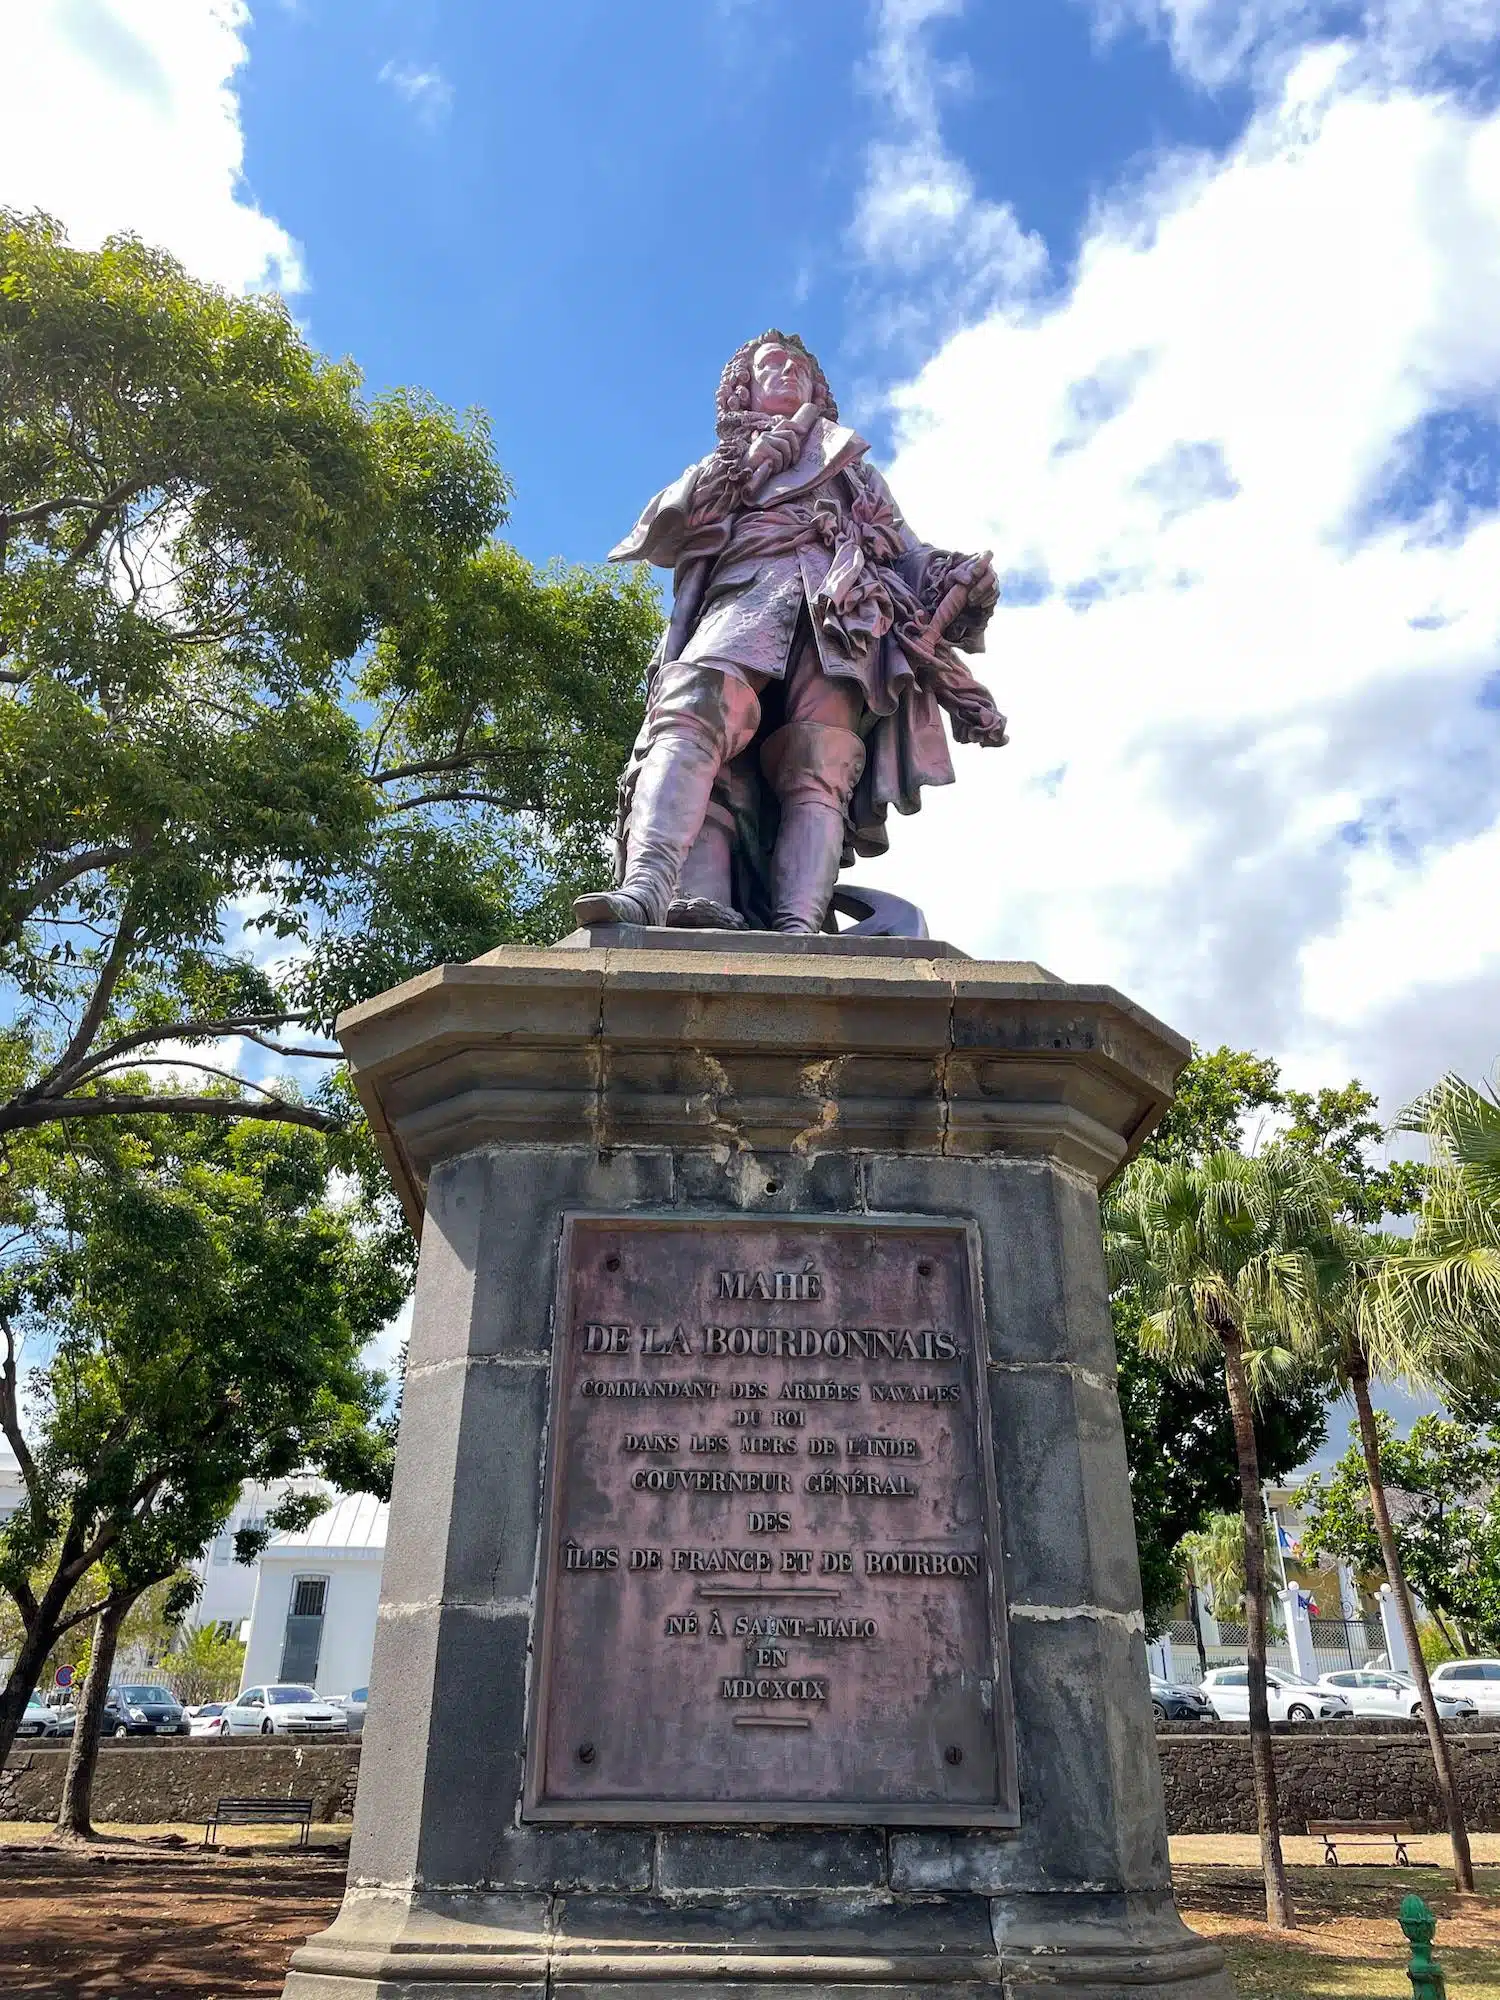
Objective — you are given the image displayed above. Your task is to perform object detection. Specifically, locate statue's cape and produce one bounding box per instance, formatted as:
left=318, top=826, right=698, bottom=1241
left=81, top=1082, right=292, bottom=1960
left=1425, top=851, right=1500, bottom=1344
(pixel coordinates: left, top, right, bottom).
left=607, top=420, right=869, bottom=568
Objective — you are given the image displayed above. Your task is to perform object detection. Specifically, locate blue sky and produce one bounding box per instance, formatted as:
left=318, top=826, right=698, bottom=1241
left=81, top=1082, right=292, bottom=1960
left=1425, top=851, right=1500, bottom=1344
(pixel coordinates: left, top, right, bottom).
left=229, top=1, right=1254, bottom=570
left=9, top=1, right=1500, bottom=1451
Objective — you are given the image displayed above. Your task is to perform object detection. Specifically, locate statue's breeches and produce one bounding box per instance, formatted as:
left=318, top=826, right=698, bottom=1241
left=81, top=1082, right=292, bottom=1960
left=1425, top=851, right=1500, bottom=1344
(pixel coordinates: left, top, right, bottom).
left=623, top=650, right=868, bottom=934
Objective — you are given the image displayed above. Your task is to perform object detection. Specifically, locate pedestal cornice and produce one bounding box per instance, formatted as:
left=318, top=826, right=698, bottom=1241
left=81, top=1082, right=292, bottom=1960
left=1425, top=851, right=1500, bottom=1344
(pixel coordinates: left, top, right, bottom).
left=336, top=946, right=1189, bottom=1234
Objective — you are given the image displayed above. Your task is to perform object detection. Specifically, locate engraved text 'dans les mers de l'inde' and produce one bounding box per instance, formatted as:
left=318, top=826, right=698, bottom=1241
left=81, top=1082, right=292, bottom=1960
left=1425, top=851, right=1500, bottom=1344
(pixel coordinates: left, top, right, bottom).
left=562, top=1265, right=980, bottom=1718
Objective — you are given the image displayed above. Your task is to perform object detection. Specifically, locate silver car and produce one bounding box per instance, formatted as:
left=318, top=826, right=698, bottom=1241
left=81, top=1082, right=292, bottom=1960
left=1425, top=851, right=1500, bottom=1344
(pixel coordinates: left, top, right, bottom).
left=1319, top=1669, right=1478, bottom=1720
left=223, top=1684, right=348, bottom=1737
left=328, top=1686, right=368, bottom=1738
left=1199, top=1666, right=1353, bottom=1722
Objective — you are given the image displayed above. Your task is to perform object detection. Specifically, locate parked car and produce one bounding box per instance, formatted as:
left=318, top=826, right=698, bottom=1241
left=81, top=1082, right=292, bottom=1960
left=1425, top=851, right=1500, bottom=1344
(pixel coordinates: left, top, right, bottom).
left=100, top=1684, right=188, bottom=1737
left=186, top=1702, right=231, bottom=1737
left=223, top=1684, right=347, bottom=1737
left=1318, top=1669, right=1478, bottom=1720
left=1150, top=1676, right=1217, bottom=1722
left=1429, top=1659, right=1500, bottom=1713
left=1199, top=1666, right=1353, bottom=1722
left=17, top=1691, right=74, bottom=1739
left=328, top=1686, right=368, bottom=1738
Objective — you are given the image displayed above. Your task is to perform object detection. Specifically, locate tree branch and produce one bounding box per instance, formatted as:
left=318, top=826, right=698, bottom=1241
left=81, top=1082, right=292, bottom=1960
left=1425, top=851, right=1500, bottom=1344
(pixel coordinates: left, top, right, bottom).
left=10, top=844, right=146, bottom=925
left=52, top=1595, right=114, bottom=1641
left=372, top=745, right=519, bottom=785
left=27, top=904, right=142, bottom=1099
left=81, top=1057, right=302, bottom=1100
left=387, top=789, right=521, bottom=812
left=35, top=1011, right=308, bottom=1101
left=367, top=689, right=413, bottom=779
left=0, top=1314, right=42, bottom=1509
left=1, top=482, right=143, bottom=531
left=239, top=1030, right=342, bottom=1060
left=0, top=1094, right=342, bottom=1136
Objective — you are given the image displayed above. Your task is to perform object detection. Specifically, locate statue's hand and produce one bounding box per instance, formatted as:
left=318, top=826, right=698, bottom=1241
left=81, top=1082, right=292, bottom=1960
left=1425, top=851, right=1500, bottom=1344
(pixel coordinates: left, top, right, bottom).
left=957, top=552, right=999, bottom=610
left=952, top=699, right=1010, bottom=748
left=932, top=660, right=1009, bottom=749
left=745, top=422, right=802, bottom=485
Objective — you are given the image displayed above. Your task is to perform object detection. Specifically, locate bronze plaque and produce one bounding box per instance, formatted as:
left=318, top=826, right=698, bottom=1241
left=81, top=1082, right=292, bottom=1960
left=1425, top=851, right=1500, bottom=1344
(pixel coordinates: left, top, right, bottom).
left=523, top=1214, right=1017, bottom=1824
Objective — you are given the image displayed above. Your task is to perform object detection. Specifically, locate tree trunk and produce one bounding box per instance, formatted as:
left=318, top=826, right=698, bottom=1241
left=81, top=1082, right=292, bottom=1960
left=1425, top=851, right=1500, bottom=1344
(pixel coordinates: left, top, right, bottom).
left=1188, top=1580, right=1208, bottom=1680
left=1350, top=1365, right=1475, bottom=1893
left=1221, top=1329, right=1295, bottom=1929
left=1431, top=1607, right=1464, bottom=1656
left=54, top=1594, right=131, bottom=1840
left=0, top=1621, right=62, bottom=1771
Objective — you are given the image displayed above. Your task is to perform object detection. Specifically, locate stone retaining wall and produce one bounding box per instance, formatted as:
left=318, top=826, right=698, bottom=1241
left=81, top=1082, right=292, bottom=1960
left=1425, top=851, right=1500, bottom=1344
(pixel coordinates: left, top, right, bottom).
left=5, top=1729, right=1498, bottom=1834
left=0, top=1741, right=359, bottom=1825
left=1157, top=1724, right=1500, bottom=1834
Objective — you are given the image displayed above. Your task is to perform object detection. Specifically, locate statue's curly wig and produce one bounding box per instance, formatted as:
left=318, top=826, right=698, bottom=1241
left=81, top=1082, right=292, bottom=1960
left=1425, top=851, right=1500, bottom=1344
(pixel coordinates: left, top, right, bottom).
left=714, top=330, right=838, bottom=439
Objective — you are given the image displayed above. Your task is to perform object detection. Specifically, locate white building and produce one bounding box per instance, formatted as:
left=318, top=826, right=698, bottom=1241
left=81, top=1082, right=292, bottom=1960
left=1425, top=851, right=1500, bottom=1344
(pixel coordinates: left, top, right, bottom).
left=0, top=1440, right=24, bottom=1527
left=240, top=1492, right=387, bottom=1697
left=190, top=1475, right=332, bottom=1636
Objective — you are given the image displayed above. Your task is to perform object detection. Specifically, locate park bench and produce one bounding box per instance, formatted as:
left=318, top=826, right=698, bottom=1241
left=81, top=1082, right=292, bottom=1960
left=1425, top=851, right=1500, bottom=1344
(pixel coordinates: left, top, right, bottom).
left=204, top=1795, right=315, bottom=1849
left=1308, top=1818, right=1413, bottom=1866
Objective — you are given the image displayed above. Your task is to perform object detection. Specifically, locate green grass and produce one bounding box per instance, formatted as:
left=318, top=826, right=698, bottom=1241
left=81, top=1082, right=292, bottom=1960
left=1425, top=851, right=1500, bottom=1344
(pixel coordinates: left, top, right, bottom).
left=1174, top=1863, right=1500, bottom=1999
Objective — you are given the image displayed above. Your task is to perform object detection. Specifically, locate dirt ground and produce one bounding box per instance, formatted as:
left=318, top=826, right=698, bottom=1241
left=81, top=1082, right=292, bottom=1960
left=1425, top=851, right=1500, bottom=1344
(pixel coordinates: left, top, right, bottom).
left=2, top=1824, right=1499, bottom=1999
left=0, top=1827, right=348, bottom=2000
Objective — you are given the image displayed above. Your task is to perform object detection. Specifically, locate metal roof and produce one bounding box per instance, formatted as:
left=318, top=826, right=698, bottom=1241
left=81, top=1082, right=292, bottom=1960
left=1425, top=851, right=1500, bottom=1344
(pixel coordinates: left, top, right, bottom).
left=262, top=1491, right=388, bottom=1557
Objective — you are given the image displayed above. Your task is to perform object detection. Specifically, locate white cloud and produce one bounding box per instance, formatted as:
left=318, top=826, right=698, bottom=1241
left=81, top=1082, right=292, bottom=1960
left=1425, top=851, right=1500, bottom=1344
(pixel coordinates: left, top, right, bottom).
left=1, top=0, right=302, bottom=294
left=854, top=24, right=1500, bottom=1114
left=378, top=58, right=454, bottom=127
left=1093, top=0, right=1500, bottom=91
left=850, top=0, right=1047, bottom=354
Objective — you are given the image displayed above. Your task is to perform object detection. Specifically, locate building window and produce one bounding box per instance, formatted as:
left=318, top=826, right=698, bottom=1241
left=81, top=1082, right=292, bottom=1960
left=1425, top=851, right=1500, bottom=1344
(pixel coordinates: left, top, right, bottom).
left=280, top=1575, right=329, bottom=1685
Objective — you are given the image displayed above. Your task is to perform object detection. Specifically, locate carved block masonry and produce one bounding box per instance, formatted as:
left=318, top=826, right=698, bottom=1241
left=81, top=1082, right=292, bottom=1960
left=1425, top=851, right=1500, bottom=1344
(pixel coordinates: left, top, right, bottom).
left=525, top=1213, right=1018, bottom=1825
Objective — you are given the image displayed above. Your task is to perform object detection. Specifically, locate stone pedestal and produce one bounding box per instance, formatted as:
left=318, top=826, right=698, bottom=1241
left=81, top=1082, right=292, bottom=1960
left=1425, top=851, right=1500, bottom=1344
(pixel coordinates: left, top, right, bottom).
left=282, top=937, right=1232, bottom=2000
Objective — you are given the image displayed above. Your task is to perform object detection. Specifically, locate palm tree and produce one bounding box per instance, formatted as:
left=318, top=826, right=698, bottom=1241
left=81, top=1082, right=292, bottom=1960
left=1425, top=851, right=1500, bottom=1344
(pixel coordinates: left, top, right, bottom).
left=1304, top=1228, right=1475, bottom=1892
left=1106, top=1147, right=1332, bottom=1930
left=1181, top=1510, right=1248, bottom=1626
left=1386, top=1073, right=1500, bottom=1363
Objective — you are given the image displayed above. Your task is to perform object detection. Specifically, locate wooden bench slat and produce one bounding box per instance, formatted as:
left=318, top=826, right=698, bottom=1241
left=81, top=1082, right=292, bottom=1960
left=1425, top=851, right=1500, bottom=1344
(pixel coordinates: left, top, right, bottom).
left=1306, top=1818, right=1412, bottom=1865
left=203, top=1795, right=317, bottom=1847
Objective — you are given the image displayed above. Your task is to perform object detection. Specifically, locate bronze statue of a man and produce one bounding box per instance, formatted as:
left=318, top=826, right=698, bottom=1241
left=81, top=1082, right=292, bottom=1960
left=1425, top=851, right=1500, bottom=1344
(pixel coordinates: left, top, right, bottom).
left=575, top=330, right=1008, bottom=936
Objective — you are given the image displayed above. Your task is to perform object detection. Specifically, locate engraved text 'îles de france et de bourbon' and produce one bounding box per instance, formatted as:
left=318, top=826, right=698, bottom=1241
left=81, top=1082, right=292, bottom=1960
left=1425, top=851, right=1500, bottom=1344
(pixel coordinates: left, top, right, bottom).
left=560, top=1267, right=980, bottom=1718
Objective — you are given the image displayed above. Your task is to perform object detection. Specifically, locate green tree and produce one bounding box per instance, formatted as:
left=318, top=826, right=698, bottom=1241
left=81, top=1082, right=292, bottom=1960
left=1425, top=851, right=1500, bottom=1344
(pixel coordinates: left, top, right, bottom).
left=1272, top=1076, right=1471, bottom=1885
left=1281, top=1080, right=1426, bottom=1225
left=0, top=213, right=655, bottom=1145
left=1293, top=1233, right=1478, bottom=1891
left=1140, top=1044, right=1284, bottom=1164
left=1300, top=1414, right=1500, bottom=1656
left=159, top=1620, right=246, bottom=1706
left=1178, top=1508, right=1278, bottom=1621
left=1115, top=1310, right=1326, bottom=1636
left=1106, top=1147, right=1334, bottom=1930
left=0, top=1106, right=400, bottom=1776
left=1115, top=1046, right=1327, bottom=1637
left=1379, top=1074, right=1500, bottom=1394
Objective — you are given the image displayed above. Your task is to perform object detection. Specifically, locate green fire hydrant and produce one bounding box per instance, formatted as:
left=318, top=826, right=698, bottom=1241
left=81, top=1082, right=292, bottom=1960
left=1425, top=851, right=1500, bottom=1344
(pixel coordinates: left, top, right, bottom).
left=1399, top=1894, right=1447, bottom=2000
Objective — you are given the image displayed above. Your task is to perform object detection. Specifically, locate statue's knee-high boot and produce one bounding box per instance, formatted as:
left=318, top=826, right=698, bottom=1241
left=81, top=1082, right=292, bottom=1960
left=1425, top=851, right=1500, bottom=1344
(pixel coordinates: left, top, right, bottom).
left=761, top=722, right=866, bottom=936
left=575, top=666, right=759, bottom=929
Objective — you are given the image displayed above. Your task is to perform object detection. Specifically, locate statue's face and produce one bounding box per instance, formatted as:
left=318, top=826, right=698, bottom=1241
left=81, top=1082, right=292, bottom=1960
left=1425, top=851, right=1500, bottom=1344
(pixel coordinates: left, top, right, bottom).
left=750, top=342, right=814, bottom=417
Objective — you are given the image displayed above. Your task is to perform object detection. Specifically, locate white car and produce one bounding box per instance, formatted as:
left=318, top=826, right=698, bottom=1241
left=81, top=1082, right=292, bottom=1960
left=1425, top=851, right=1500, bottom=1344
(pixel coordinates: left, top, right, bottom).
left=223, top=1684, right=347, bottom=1737
left=186, top=1701, right=231, bottom=1737
left=1318, top=1669, right=1478, bottom=1720
left=1200, top=1666, right=1353, bottom=1722
left=1429, top=1659, right=1500, bottom=1712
